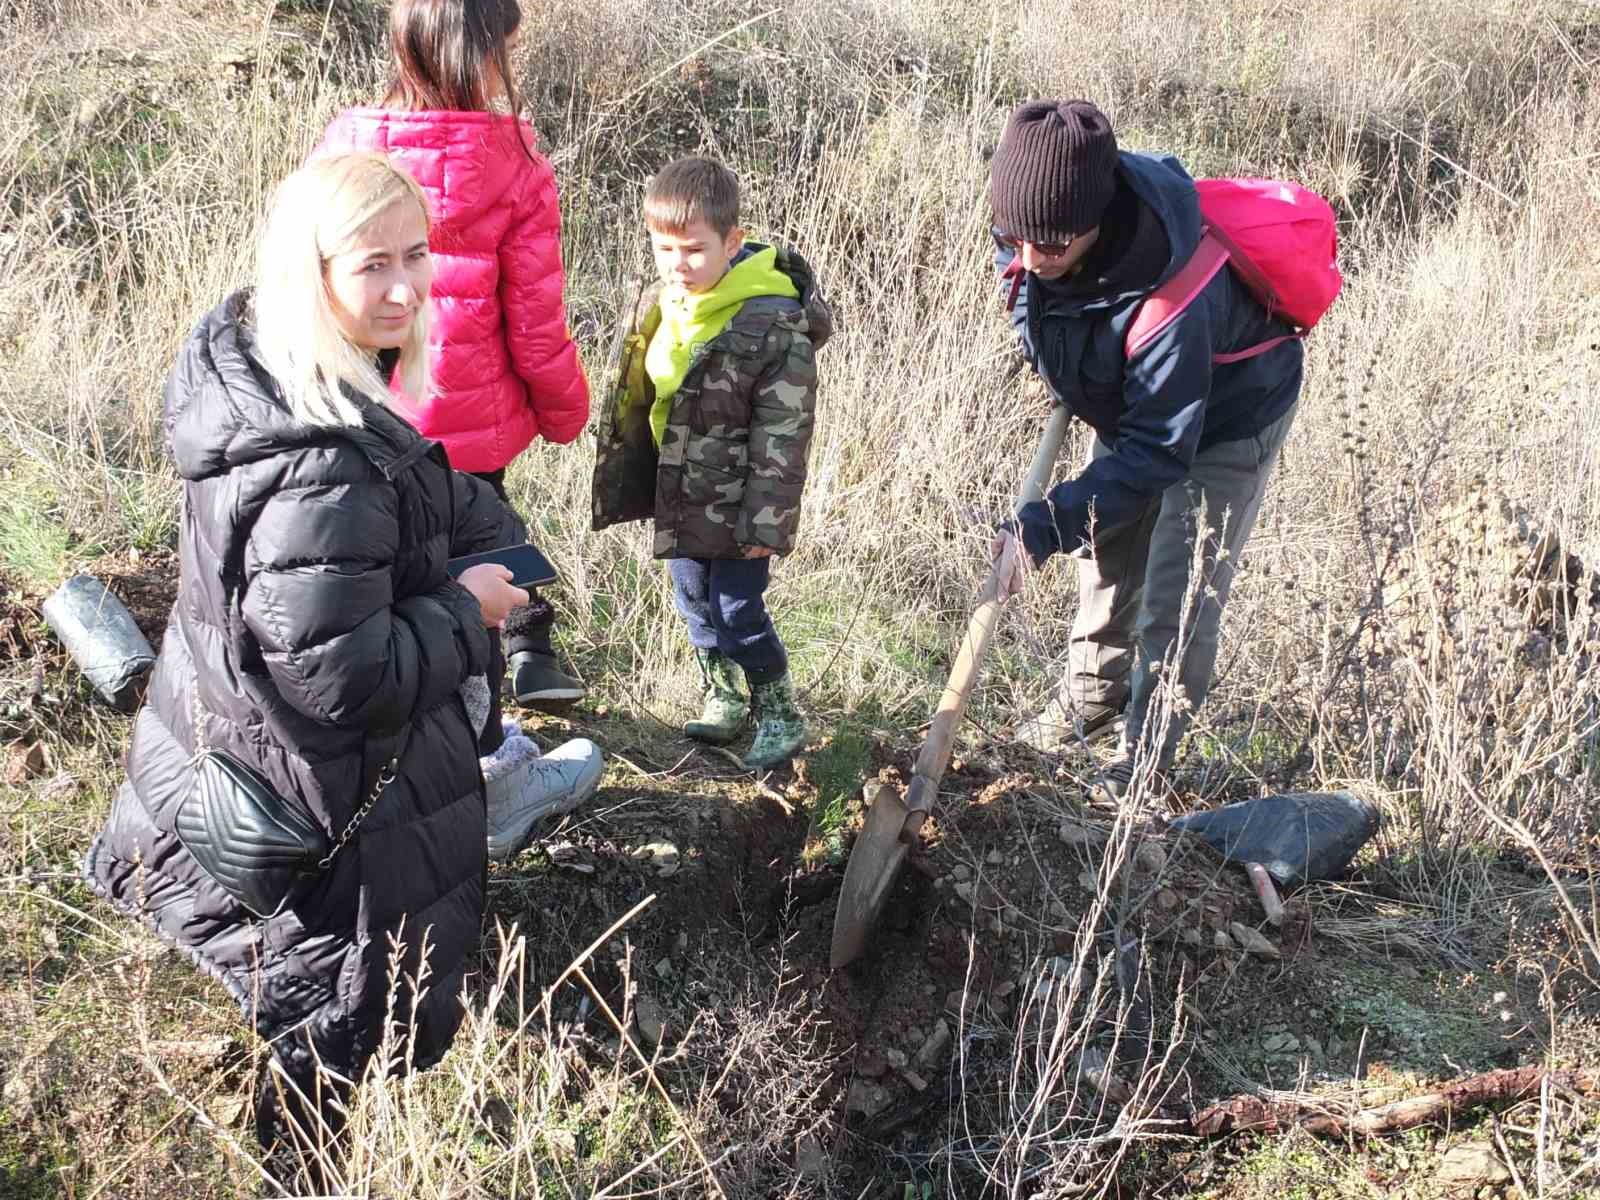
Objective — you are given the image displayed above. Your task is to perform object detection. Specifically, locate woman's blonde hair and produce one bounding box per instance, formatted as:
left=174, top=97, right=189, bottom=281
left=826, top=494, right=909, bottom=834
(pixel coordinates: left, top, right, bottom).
left=253, top=153, right=433, bottom=428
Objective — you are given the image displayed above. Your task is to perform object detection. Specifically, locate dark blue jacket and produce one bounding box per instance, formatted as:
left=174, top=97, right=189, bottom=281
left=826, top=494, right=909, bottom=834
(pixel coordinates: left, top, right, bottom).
left=1001, top=151, right=1303, bottom=564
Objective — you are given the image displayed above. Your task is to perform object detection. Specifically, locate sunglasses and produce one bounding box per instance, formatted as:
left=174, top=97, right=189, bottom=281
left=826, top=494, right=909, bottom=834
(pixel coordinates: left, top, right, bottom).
left=997, top=232, right=1076, bottom=257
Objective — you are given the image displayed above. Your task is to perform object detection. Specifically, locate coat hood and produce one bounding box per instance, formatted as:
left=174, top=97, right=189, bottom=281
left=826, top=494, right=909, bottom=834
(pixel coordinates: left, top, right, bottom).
left=763, top=242, right=835, bottom=350
left=164, top=292, right=429, bottom=483
left=318, top=108, right=537, bottom=228
left=1034, top=151, right=1203, bottom=316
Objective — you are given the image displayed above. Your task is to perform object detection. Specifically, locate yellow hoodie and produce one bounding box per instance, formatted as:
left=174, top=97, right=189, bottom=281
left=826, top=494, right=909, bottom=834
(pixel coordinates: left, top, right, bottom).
left=645, top=245, right=800, bottom=447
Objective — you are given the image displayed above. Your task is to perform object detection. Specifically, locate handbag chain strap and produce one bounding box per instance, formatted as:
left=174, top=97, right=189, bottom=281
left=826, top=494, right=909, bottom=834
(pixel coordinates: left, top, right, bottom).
left=190, top=676, right=398, bottom=869
left=317, top=756, right=398, bottom=868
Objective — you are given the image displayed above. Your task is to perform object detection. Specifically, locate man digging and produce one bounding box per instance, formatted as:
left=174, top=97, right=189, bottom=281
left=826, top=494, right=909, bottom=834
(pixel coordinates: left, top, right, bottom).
left=987, top=99, right=1310, bottom=807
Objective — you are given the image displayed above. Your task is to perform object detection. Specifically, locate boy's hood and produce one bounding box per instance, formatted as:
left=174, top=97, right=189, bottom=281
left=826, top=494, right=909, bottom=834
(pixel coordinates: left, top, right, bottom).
left=745, top=241, right=835, bottom=349
left=318, top=108, right=537, bottom=226
left=1033, top=150, right=1202, bottom=316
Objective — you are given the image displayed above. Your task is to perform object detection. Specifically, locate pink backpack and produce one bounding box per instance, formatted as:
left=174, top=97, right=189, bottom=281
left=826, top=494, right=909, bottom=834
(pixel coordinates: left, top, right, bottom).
left=1125, top=178, right=1341, bottom=364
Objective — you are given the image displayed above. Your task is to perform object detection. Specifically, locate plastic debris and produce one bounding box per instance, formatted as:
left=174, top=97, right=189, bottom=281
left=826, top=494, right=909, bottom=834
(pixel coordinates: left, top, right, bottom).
left=41, top=575, right=156, bottom=713
left=1169, top=791, right=1380, bottom=886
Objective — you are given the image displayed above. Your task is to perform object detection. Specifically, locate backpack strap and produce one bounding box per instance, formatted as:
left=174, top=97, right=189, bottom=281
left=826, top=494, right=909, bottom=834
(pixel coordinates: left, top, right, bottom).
left=1124, top=232, right=1230, bottom=360
left=1124, top=228, right=1305, bottom=364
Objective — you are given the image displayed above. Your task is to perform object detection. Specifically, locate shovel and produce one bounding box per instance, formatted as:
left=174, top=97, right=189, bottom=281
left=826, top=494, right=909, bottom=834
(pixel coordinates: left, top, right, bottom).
left=830, top=407, right=1071, bottom=968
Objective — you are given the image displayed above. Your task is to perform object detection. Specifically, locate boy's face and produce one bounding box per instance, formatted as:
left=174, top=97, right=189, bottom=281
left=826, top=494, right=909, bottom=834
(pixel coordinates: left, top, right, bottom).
left=649, top=217, right=743, bottom=294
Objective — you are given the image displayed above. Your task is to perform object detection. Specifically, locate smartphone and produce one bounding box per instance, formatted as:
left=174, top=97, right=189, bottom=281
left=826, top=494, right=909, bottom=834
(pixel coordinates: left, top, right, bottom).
left=445, top=543, right=558, bottom=589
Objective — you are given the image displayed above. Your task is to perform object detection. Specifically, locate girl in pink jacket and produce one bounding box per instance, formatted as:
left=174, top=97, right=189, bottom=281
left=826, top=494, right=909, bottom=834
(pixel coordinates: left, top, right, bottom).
left=318, top=0, right=589, bottom=710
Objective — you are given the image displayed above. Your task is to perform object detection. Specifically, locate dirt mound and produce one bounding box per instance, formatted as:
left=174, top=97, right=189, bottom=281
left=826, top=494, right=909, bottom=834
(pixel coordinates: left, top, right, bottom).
left=484, top=724, right=1299, bottom=1182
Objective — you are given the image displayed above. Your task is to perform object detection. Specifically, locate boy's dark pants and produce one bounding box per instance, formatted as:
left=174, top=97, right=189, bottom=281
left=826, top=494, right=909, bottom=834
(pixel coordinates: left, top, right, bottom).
left=669, top=557, right=787, bottom=683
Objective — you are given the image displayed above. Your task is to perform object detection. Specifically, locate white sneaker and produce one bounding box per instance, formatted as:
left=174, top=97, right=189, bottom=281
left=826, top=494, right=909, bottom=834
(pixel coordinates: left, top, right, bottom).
left=485, top=737, right=603, bottom=862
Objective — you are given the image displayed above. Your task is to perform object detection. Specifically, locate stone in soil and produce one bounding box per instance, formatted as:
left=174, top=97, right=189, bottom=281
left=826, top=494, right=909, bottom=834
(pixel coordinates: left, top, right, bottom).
left=915, top=1019, right=951, bottom=1067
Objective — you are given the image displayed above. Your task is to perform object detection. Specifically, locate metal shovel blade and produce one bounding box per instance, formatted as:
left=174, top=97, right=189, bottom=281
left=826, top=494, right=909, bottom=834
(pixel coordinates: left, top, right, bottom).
left=829, top=783, right=910, bottom=968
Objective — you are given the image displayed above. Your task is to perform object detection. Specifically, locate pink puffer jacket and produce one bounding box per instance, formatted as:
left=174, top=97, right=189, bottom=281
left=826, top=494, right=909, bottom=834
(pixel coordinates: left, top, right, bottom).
left=316, top=108, right=589, bottom=472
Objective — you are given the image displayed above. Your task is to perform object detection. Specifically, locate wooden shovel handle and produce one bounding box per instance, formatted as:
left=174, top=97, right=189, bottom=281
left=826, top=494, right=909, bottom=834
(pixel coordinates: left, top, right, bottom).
left=902, top=407, right=1071, bottom=840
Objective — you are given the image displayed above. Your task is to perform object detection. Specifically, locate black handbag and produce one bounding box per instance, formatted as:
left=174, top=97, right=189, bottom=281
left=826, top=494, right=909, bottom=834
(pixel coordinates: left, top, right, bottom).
left=175, top=688, right=397, bottom=918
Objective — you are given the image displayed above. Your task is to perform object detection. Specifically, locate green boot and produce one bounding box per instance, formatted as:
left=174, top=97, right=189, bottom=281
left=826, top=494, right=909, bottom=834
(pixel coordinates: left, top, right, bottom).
left=742, top=671, right=807, bottom=770
left=684, top=650, right=749, bottom=744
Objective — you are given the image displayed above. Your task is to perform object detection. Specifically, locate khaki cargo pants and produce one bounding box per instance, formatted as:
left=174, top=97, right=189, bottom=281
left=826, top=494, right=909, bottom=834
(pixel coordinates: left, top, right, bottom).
left=1062, top=403, right=1298, bottom=768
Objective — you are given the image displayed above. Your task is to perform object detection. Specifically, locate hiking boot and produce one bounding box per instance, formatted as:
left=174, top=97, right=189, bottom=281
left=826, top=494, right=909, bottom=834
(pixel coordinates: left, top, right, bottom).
left=742, top=671, right=807, bottom=770
left=1014, top=698, right=1125, bottom=755
left=509, top=650, right=586, bottom=710
left=1087, top=756, right=1168, bottom=810
left=684, top=649, right=749, bottom=744
left=485, top=735, right=603, bottom=862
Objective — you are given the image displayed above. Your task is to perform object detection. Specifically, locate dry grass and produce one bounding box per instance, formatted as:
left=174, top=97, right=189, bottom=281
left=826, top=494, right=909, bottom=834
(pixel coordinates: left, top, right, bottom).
left=2, top=0, right=1599, bottom=1194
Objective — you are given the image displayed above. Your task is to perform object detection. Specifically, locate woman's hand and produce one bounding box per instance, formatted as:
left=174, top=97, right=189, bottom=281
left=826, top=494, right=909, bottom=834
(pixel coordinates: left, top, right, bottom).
left=990, top=529, right=1027, bottom=602
left=457, top=563, right=529, bottom=628
left=741, top=545, right=776, bottom=559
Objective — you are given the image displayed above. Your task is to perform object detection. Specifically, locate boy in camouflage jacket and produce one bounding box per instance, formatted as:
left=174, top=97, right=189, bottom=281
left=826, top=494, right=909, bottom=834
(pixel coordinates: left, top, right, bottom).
left=592, top=157, right=833, bottom=769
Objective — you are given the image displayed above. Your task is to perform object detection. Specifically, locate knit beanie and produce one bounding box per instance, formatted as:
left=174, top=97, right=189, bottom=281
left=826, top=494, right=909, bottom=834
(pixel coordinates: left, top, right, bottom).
left=990, top=100, right=1119, bottom=243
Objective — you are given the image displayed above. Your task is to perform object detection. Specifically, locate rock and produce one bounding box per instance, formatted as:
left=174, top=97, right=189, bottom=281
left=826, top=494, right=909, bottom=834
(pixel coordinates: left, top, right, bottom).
left=1077, top=869, right=1098, bottom=893
left=148, top=1037, right=234, bottom=1061
left=635, top=995, right=666, bottom=1047
left=1058, top=820, right=1108, bottom=849
left=794, top=1133, right=829, bottom=1179
left=208, top=1095, right=249, bottom=1127
left=631, top=840, right=680, bottom=876
left=1303, top=1036, right=1324, bottom=1059
left=884, top=1047, right=908, bottom=1069
left=1134, top=841, right=1168, bottom=873
left=845, top=1080, right=891, bottom=1118
left=544, top=1127, right=579, bottom=1156
left=1048, top=898, right=1070, bottom=920
left=945, top=989, right=976, bottom=1018
left=1229, top=922, right=1281, bottom=960
left=1212, top=928, right=1234, bottom=951
left=6, top=741, right=49, bottom=783
left=952, top=863, right=972, bottom=882
left=1182, top=927, right=1204, bottom=948
left=1262, top=1033, right=1299, bottom=1053
left=1436, top=1143, right=1511, bottom=1192
left=904, top=1025, right=925, bottom=1047
left=654, top=956, right=673, bottom=979
left=901, top=1068, right=929, bottom=1092
left=986, top=848, right=1004, bottom=865
left=916, top=1019, right=951, bottom=1067
left=480, top=1095, right=515, bottom=1139
left=1155, top=889, right=1180, bottom=911
left=953, top=881, right=977, bottom=906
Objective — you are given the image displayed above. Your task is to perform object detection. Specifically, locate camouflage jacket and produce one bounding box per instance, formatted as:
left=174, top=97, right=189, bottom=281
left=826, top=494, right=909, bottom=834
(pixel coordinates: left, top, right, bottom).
left=591, top=244, right=834, bottom=559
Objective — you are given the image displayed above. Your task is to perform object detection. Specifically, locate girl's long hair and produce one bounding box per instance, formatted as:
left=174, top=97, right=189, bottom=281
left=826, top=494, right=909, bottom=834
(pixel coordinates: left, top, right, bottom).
left=383, top=0, right=533, bottom=158
left=253, top=153, right=433, bottom=429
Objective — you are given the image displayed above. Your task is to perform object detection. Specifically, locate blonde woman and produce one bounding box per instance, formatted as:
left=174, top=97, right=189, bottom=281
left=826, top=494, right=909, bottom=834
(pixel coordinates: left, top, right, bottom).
left=82, top=153, right=595, bottom=1178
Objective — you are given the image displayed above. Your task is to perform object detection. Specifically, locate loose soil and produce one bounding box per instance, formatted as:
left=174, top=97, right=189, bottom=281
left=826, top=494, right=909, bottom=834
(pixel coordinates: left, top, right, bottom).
left=8, top=555, right=1553, bottom=1192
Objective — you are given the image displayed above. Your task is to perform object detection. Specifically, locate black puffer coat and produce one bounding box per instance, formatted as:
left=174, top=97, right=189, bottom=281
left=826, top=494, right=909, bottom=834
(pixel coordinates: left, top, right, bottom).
left=84, top=292, right=524, bottom=1088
